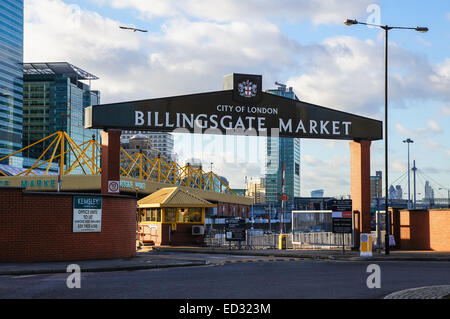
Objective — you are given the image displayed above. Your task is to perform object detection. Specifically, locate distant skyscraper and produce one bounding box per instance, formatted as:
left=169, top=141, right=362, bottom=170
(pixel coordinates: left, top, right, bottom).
left=265, top=84, right=301, bottom=204
left=0, top=0, right=23, bottom=165
left=395, top=185, right=403, bottom=200
left=424, top=181, right=434, bottom=201
left=122, top=131, right=175, bottom=161
left=389, top=185, right=396, bottom=200
left=22, top=62, right=100, bottom=172
left=370, top=171, right=382, bottom=198
left=246, top=177, right=266, bottom=204
left=311, top=189, right=324, bottom=198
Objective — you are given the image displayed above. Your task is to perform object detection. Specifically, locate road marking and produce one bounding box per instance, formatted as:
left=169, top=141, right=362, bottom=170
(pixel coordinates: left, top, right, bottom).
left=12, top=275, right=39, bottom=279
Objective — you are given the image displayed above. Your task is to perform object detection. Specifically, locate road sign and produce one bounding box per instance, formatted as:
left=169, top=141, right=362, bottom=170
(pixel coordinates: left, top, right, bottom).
left=331, top=199, right=352, bottom=212
left=332, top=212, right=353, bottom=234
left=108, top=180, right=120, bottom=193
left=225, top=218, right=246, bottom=242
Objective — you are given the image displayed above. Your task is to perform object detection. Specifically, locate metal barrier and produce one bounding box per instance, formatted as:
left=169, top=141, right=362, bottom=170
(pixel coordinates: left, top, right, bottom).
left=205, top=229, right=387, bottom=251
left=204, top=229, right=293, bottom=249
left=292, top=232, right=352, bottom=249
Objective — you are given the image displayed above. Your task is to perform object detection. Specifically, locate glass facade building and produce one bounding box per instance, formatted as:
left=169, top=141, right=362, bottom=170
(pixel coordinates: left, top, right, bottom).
left=22, top=63, right=100, bottom=173
left=265, top=86, right=301, bottom=204
left=0, top=0, right=23, bottom=163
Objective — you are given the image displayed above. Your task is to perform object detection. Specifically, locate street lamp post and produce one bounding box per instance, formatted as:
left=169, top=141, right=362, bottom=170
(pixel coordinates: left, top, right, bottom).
left=344, top=19, right=428, bottom=255
left=403, top=138, right=414, bottom=209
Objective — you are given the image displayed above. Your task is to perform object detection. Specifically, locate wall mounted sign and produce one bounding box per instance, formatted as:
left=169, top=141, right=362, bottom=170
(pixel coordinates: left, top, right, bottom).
left=108, top=180, right=120, bottom=193
left=73, top=196, right=102, bottom=233
left=85, top=74, right=383, bottom=141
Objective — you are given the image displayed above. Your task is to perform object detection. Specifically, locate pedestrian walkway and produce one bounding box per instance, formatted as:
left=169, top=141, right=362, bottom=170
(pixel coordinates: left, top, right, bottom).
left=384, top=285, right=450, bottom=299
left=0, top=251, right=207, bottom=276
left=150, top=246, right=450, bottom=262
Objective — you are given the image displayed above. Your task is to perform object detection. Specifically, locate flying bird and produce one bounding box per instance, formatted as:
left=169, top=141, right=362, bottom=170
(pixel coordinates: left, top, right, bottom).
left=119, top=26, right=148, bottom=33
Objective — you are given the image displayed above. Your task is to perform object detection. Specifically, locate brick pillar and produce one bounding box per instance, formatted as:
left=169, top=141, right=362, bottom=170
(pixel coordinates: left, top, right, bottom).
left=350, top=140, right=371, bottom=247
left=101, top=130, right=122, bottom=194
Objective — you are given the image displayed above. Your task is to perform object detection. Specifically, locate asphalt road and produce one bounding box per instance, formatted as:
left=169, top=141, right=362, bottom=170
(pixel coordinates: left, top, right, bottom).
left=1, top=259, right=449, bottom=299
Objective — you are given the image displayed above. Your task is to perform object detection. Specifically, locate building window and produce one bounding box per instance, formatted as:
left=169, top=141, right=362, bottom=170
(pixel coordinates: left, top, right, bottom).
left=176, top=208, right=202, bottom=223
left=140, top=208, right=161, bottom=222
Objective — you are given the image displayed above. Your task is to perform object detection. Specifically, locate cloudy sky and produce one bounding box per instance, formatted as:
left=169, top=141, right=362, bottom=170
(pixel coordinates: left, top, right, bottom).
left=24, top=0, right=450, bottom=198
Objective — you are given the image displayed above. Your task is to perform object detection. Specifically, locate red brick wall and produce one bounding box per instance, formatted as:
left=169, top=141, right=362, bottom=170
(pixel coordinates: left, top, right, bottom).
left=218, top=202, right=250, bottom=218
left=393, top=209, right=450, bottom=251
left=429, top=210, right=450, bottom=251
left=0, top=188, right=137, bottom=262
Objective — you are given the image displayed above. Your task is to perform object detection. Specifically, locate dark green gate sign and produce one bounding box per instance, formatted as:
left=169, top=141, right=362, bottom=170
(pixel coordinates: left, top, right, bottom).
left=85, top=74, right=382, bottom=141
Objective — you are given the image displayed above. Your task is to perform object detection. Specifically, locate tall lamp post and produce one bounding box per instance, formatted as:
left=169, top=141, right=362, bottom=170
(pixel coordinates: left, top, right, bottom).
left=344, top=19, right=428, bottom=255
left=403, top=138, right=414, bottom=209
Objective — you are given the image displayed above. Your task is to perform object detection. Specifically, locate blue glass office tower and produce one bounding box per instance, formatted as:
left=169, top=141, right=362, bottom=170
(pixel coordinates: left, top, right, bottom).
left=265, top=85, right=301, bottom=204
left=22, top=63, right=100, bottom=172
left=0, top=0, right=23, bottom=164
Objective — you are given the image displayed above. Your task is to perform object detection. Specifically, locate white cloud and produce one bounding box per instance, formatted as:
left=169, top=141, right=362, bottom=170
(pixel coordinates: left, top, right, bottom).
left=441, top=105, right=450, bottom=116
left=95, top=0, right=375, bottom=25
left=24, top=0, right=450, bottom=191
left=395, top=121, right=443, bottom=139
left=288, top=36, right=448, bottom=118
left=430, top=58, right=450, bottom=100
left=427, top=120, right=442, bottom=133
left=300, top=154, right=350, bottom=197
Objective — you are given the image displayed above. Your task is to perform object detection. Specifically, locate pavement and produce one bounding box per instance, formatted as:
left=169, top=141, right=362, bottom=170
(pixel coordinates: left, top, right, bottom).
left=384, top=285, right=450, bottom=299
left=0, top=252, right=207, bottom=276
left=1, top=245, right=449, bottom=299
left=149, top=245, right=450, bottom=262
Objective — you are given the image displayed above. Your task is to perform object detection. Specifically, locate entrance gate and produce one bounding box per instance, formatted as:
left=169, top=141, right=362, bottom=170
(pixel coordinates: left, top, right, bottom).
left=85, top=73, right=382, bottom=246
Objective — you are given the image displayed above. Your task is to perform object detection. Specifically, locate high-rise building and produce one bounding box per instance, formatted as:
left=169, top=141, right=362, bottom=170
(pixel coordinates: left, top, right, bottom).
left=22, top=62, right=100, bottom=171
left=370, top=171, right=382, bottom=198
left=245, top=177, right=266, bottom=204
left=424, top=181, right=434, bottom=201
left=0, top=0, right=23, bottom=165
left=265, top=84, right=301, bottom=204
left=311, top=189, right=324, bottom=198
left=388, top=185, right=396, bottom=200
left=395, top=185, right=403, bottom=200
left=122, top=131, right=175, bottom=161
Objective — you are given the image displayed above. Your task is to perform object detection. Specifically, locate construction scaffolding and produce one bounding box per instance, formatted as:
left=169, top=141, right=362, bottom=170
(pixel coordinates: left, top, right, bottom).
left=0, top=131, right=234, bottom=194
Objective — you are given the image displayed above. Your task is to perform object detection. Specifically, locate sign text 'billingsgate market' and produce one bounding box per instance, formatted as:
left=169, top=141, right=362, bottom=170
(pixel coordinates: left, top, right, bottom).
left=85, top=73, right=382, bottom=141
left=133, top=106, right=353, bottom=137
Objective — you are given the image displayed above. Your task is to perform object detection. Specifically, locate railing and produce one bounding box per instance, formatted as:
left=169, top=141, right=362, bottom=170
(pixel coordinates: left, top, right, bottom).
left=205, top=229, right=293, bottom=249
left=204, top=229, right=389, bottom=251
left=292, top=232, right=352, bottom=249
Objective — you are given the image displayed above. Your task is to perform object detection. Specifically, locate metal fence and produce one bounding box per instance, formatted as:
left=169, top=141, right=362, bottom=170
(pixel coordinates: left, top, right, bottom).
left=205, top=229, right=293, bottom=249
left=205, top=229, right=387, bottom=251
left=292, top=232, right=352, bottom=249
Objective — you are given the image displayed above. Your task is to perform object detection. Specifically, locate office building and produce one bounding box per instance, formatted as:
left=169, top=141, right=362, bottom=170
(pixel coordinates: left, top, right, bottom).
left=424, top=181, right=434, bottom=201
left=245, top=177, right=266, bottom=204
left=389, top=185, right=396, bottom=200
left=311, top=189, right=324, bottom=198
left=122, top=131, right=175, bottom=161
left=265, top=83, right=301, bottom=204
left=0, top=0, right=23, bottom=164
left=395, top=185, right=403, bottom=200
left=22, top=62, right=100, bottom=171
left=370, top=171, right=382, bottom=199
